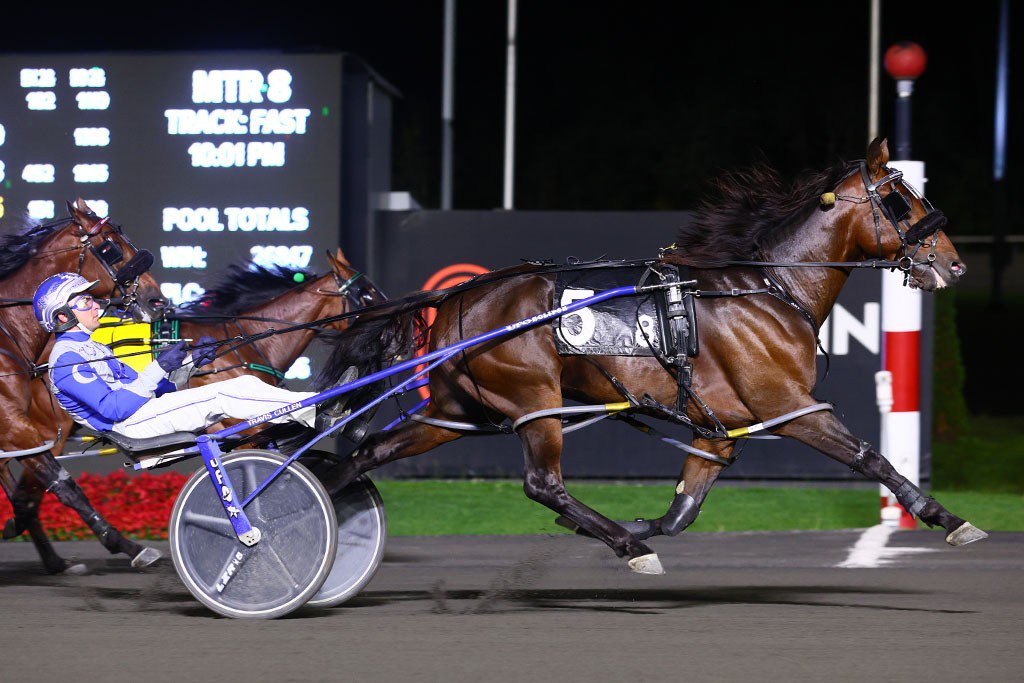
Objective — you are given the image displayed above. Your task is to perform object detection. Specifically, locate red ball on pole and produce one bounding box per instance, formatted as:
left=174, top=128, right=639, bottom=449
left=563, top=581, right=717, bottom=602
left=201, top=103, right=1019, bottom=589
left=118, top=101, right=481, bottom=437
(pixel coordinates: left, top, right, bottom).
left=884, top=42, right=927, bottom=80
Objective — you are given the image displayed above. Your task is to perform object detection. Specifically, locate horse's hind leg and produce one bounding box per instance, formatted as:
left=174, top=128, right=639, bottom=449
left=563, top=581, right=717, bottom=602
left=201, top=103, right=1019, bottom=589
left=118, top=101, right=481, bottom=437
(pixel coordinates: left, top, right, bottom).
left=19, top=453, right=163, bottom=566
left=518, top=419, right=663, bottom=573
left=776, top=410, right=986, bottom=545
left=0, top=464, right=82, bottom=574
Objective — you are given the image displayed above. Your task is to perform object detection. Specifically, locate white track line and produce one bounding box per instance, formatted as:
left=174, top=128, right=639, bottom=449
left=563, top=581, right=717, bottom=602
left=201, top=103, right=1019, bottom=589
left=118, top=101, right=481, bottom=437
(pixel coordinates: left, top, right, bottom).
left=837, top=525, right=937, bottom=568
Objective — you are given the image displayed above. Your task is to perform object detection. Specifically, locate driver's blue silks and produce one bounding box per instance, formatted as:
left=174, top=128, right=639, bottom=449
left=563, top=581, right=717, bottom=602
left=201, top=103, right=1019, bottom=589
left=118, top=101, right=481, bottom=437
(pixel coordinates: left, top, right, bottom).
left=48, top=330, right=317, bottom=437
left=48, top=330, right=177, bottom=431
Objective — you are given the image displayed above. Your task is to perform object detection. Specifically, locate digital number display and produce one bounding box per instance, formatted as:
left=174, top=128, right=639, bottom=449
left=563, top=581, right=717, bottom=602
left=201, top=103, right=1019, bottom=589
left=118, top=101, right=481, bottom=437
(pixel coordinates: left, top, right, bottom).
left=0, top=53, right=343, bottom=306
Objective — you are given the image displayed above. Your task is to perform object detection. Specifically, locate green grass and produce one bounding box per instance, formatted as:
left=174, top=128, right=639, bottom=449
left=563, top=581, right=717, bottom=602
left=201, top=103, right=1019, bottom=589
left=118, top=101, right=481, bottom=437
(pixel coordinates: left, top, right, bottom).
left=371, top=415, right=1024, bottom=536
left=373, top=480, right=1024, bottom=536
left=933, top=414, right=1024, bottom=493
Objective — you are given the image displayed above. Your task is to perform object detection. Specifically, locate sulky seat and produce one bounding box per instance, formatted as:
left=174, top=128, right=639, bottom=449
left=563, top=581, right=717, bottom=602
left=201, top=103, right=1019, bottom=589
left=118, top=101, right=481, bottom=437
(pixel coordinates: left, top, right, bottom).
left=98, top=430, right=199, bottom=454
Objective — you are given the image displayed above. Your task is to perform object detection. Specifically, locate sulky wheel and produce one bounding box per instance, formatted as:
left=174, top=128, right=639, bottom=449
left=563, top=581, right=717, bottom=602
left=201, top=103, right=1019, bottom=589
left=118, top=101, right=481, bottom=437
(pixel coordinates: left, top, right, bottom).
left=306, top=475, right=388, bottom=608
left=169, top=449, right=338, bottom=619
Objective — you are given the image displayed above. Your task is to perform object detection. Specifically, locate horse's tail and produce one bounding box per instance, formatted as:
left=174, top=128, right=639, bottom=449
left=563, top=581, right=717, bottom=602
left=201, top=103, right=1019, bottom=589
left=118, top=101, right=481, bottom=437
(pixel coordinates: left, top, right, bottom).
left=315, top=290, right=442, bottom=391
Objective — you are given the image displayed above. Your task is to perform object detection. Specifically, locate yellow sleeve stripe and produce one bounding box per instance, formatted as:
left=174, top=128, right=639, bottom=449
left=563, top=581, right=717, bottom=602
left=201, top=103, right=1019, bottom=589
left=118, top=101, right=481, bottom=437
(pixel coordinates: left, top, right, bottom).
left=604, top=402, right=631, bottom=412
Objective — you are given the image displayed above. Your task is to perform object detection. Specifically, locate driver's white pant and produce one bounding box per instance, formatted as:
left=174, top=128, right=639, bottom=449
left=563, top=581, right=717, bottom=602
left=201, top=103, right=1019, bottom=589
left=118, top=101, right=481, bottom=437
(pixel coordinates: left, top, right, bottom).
left=112, top=375, right=317, bottom=439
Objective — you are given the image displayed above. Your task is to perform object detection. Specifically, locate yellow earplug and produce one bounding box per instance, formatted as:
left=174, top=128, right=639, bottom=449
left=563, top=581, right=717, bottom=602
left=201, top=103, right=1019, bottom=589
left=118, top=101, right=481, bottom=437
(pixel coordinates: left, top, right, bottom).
left=820, top=192, right=837, bottom=206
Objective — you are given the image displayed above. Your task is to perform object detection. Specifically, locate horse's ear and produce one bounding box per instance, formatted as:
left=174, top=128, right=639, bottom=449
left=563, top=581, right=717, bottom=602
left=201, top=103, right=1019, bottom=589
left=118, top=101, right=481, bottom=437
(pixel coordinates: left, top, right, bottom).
left=69, top=198, right=90, bottom=225
left=333, top=247, right=351, bottom=267
left=73, top=197, right=96, bottom=216
left=867, top=138, right=889, bottom=175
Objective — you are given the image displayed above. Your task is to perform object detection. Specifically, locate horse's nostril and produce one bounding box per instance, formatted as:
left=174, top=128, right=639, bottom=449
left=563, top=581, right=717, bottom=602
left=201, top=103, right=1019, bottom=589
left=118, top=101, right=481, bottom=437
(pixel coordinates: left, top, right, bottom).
left=951, top=261, right=966, bottom=278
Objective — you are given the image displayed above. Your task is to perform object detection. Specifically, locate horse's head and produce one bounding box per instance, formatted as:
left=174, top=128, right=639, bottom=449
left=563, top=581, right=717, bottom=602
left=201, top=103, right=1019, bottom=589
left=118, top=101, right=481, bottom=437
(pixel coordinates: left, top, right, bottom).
left=854, top=139, right=966, bottom=291
left=66, top=199, right=166, bottom=321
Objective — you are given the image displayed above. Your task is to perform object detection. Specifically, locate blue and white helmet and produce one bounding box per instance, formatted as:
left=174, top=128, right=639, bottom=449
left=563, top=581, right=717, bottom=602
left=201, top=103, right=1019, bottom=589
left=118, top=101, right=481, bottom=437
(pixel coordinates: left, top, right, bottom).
left=33, top=272, right=99, bottom=332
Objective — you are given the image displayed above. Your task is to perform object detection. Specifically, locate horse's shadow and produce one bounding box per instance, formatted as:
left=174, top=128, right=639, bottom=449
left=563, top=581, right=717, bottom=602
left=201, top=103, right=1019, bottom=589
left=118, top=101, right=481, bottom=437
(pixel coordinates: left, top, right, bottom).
left=343, top=584, right=975, bottom=616
left=0, top=558, right=977, bottom=619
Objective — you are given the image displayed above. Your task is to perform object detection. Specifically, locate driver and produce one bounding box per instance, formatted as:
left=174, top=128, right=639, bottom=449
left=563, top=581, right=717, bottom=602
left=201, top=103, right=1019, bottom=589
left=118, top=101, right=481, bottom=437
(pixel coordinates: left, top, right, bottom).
left=35, top=272, right=340, bottom=439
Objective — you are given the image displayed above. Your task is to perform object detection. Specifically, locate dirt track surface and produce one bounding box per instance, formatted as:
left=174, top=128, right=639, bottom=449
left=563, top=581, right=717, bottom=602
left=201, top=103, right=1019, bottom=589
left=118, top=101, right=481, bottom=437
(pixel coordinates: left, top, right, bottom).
left=1, top=531, right=1021, bottom=683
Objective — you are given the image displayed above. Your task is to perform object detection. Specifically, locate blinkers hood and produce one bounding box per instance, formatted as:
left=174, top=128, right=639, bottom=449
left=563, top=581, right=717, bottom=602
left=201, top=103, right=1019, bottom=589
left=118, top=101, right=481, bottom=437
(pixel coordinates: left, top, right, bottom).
left=114, top=249, right=155, bottom=286
left=905, top=210, right=947, bottom=244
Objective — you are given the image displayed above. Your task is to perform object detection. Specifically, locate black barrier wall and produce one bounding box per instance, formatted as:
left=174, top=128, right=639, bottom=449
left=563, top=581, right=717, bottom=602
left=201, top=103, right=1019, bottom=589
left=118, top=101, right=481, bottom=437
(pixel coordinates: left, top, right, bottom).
left=367, top=210, right=934, bottom=481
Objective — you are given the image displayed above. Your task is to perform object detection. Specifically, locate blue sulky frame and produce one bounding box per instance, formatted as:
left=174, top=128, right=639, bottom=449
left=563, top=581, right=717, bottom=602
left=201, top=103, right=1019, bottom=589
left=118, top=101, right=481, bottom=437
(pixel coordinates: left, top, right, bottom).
left=189, top=284, right=648, bottom=547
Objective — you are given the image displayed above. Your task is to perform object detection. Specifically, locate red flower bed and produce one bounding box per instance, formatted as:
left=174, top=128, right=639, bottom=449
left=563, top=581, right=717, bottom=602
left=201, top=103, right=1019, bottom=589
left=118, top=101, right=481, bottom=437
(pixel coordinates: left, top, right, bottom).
left=0, top=471, right=187, bottom=541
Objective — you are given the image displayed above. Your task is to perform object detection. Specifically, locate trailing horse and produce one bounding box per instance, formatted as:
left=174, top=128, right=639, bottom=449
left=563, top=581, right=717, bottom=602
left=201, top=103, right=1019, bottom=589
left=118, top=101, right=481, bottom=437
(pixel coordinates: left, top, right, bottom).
left=316, top=139, right=984, bottom=573
left=0, top=201, right=164, bottom=573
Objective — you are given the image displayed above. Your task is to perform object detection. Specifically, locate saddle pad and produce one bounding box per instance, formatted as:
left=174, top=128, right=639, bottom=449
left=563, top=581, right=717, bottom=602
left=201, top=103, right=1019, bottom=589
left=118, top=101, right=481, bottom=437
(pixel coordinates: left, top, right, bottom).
left=90, top=318, right=152, bottom=371
left=552, top=267, right=662, bottom=356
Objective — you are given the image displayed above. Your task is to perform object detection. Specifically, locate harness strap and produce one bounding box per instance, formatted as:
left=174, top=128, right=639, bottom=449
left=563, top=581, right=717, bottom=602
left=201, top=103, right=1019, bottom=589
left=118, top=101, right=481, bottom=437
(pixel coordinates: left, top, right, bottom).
left=616, top=416, right=734, bottom=467
left=0, top=440, right=56, bottom=460
left=0, top=316, right=41, bottom=376
left=192, top=362, right=286, bottom=380
left=410, top=413, right=510, bottom=433
left=724, top=258, right=905, bottom=269
left=512, top=402, right=631, bottom=431
left=724, top=402, right=834, bottom=438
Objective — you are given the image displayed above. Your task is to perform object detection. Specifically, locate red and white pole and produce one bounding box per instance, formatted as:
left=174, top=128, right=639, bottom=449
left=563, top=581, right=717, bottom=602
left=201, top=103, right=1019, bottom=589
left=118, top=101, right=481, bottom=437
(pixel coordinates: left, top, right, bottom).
left=879, top=43, right=927, bottom=528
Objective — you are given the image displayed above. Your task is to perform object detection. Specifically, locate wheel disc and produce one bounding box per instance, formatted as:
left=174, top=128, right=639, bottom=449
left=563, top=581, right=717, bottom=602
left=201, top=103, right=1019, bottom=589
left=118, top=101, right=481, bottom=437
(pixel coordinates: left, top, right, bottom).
left=307, top=475, right=388, bottom=608
left=169, top=450, right=337, bottom=619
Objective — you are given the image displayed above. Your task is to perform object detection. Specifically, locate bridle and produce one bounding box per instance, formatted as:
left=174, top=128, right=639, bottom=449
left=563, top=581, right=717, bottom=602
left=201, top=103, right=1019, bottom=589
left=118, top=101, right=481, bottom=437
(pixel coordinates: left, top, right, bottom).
left=319, top=269, right=387, bottom=309
left=849, top=161, right=947, bottom=283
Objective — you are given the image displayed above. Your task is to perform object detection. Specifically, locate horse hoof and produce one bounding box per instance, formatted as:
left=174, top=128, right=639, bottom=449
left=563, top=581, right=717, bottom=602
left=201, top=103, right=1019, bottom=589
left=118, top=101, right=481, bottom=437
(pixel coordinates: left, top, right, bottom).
left=946, top=522, right=988, bottom=547
left=64, top=562, right=89, bottom=576
left=627, top=553, right=665, bottom=575
left=131, top=547, right=163, bottom=569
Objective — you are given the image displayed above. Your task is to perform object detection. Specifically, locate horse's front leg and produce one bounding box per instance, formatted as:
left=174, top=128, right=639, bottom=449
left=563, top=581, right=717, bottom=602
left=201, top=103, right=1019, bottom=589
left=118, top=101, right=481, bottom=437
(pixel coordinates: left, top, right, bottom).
left=518, top=418, right=663, bottom=574
left=776, top=410, right=987, bottom=545
left=644, top=437, right=736, bottom=537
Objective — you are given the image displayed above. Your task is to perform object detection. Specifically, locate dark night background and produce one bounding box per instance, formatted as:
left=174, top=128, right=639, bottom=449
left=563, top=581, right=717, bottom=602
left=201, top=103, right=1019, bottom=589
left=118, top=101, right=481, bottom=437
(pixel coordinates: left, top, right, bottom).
left=5, top=1, right=1021, bottom=413
left=2, top=2, right=1017, bottom=217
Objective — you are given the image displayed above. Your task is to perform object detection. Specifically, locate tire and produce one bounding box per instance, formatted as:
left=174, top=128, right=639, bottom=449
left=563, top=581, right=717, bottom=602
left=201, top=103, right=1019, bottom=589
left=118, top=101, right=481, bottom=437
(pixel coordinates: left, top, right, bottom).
left=306, top=475, right=388, bottom=608
left=169, top=449, right=338, bottom=619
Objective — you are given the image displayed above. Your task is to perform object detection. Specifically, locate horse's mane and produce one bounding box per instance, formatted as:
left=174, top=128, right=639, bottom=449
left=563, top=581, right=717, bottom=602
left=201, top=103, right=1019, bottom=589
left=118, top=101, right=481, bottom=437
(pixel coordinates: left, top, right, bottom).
left=179, top=263, right=319, bottom=315
left=0, top=216, right=72, bottom=280
left=666, top=161, right=860, bottom=266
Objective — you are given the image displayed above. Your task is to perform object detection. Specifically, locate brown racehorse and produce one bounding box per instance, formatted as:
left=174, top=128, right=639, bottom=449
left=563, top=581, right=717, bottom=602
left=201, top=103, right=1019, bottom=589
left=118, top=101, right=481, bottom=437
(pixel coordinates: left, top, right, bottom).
left=0, top=200, right=164, bottom=573
left=17, top=249, right=383, bottom=568
left=317, top=139, right=984, bottom=573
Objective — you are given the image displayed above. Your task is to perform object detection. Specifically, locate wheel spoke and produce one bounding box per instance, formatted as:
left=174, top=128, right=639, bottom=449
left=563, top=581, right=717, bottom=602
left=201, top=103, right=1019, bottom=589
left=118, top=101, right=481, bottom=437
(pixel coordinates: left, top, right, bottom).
left=264, top=543, right=300, bottom=589
left=241, top=462, right=263, bottom=519
left=273, top=508, right=319, bottom=537
left=182, top=510, right=236, bottom=539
